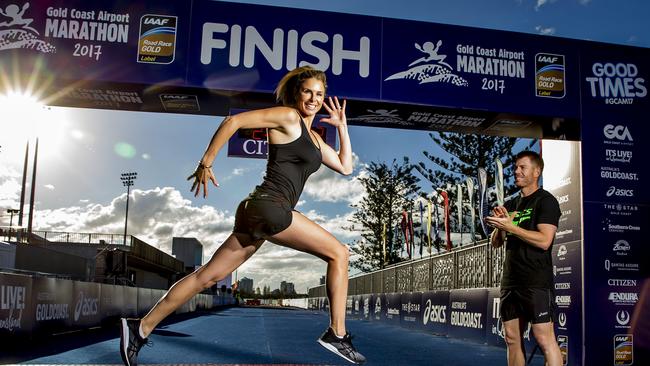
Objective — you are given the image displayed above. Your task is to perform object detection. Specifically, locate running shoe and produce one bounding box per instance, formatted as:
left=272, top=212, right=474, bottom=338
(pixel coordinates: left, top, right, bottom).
left=318, top=327, right=366, bottom=364
left=119, top=318, right=150, bottom=366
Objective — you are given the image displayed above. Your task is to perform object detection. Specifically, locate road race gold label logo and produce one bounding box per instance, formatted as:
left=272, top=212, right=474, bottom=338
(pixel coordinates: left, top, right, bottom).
left=137, top=14, right=177, bottom=64
left=614, top=334, right=633, bottom=365
left=557, top=335, right=568, bottom=366
left=535, top=53, right=565, bottom=98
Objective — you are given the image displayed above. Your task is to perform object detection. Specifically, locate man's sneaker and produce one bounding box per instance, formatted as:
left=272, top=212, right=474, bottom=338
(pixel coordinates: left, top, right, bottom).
left=119, top=318, right=149, bottom=366
left=317, top=327, right=366, bottom=364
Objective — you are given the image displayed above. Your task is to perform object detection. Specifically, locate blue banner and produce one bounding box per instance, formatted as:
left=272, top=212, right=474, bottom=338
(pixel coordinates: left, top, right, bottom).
left=420, top=290, right=449, bottom=335
left=447, top=289, right=487, bottom=341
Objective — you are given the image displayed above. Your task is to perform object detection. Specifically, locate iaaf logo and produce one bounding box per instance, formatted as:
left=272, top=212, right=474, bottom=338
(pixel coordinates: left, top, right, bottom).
left=422, top=299, right=446, bottom=325
left=143, top=17, right=170, bottom=26
left=606, top=186, right=634, bottom=198
left=74, top=291, right=99, bottom=321
left=603, top=124, right=633, bottom=141
left=585, top=62, right=647, bottom=105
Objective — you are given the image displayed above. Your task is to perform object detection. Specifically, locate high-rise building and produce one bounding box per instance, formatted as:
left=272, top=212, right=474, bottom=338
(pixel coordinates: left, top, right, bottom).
left=280, top=281, right=295, bottom=295
left=172, top=237, right=203, bottom=273
left=239, top=277, right=254, bottom=294
left=319, top=275, right=326, bottom=285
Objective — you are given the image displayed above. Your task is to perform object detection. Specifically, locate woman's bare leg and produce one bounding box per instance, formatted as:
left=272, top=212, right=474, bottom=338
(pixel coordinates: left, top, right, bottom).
left=268, top=211, right=350, bottom=336
left=139, top=233, right=264, bottom=336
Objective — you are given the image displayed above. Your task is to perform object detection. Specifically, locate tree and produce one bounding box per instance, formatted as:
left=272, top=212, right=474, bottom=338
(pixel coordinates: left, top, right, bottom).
left=348, top=158, right=421, bottom=272
left=414, top=131, right=533, bottom=239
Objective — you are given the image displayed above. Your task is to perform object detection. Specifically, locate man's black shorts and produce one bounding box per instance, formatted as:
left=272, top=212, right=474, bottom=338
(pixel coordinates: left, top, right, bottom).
left=500, top=287, right=555, bottom=324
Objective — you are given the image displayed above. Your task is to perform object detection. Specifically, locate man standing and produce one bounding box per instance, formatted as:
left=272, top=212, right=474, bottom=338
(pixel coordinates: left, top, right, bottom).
left=486, top=151, right=562, bottom=366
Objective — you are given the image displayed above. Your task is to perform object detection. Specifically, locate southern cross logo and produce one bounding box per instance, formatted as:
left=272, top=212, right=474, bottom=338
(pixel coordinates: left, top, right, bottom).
left=385, top=40, right=468, bottom=87
left=0, top=2, right=56, bottom=53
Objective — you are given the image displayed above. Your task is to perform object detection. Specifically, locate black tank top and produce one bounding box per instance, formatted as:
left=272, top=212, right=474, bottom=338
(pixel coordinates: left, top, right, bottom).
left=253, top=115, right=322, bottom=207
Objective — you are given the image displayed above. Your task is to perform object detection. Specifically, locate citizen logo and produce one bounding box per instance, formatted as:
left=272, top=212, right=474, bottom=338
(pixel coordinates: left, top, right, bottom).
left=603, top=124, right=633, bottom=141
left=555, top=282, right=571, bottom=290
left=608, top=279, right=637, bottom=287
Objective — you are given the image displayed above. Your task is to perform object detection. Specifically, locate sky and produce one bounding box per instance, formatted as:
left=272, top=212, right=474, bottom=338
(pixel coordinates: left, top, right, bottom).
left=1, top=0, right=648, bottom=293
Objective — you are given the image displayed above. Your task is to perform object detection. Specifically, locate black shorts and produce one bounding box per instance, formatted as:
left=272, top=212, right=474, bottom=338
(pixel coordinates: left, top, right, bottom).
left=500, top=287, right=555, bottom=324
left=233, top=197, right=293, bottom=240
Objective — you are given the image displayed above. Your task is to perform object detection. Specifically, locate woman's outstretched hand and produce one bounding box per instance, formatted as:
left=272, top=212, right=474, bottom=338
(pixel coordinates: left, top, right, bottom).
left=187, top=162, right=219, bottom=198
left=320, top=96, right=347, bottom=127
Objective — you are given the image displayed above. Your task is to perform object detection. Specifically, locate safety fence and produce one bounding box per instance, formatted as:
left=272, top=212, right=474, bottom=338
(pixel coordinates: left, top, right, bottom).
left=0, top=272, right=235, bottom=338
left=308, top=239, right=505, bottom=298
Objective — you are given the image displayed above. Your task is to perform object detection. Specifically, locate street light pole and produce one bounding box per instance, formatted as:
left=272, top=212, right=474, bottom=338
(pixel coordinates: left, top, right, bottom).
left=6, top=209, right=19, bottom=241
left=120, top=172, right=137, bottom=246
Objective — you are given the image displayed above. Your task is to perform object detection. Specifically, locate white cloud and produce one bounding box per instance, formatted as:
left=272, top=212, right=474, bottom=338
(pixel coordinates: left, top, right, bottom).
left=79, top=199, right=89, bottom=203
left=142, top=153, right=151, bottom=160
left=232, top=168, right=246, bottom=176
left=44, top=184, right=55, bottom=190
left=534, top=0, right=558, bottom=11
left=535, top=25, right=557, bottom=35
left=627, top=35, right=638, bottom=43
left=303, top=153, right=365, bottom=205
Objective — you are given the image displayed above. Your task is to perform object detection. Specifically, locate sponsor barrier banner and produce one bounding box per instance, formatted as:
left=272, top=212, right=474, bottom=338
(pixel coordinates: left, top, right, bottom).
left=71, top=281, right=101, bottom=328
left=0, top=273, right=33, bottom=337
left=419, top=290, right=449, bottom=335
left=137, top=287, right=153, bottom=316
left=486, top=288, right=539, bottom=351
left=370, top=293, right=385, bottom=322
left=448, top=288, right=487, bottom=342
left=100, top=283, right=124, bottom=321
left=352, top=295, right=362, bottom=320
left=345, top=296, right=353, bottom=317
left=384, top=293, right=401, bottom=326
left=361, top=295, right=372, bottom=321
left=31, top=277, right=73, bottom=333
left=123, top=286, right=138, bottom=318
left=399, top=292, right=422, bottom=329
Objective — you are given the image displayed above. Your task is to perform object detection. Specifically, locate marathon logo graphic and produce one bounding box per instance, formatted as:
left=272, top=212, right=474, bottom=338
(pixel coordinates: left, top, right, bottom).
left=585, top=62, right=647, bottom=105
left=614, top=334, right=633, bottom=365
left=0, top=2, right=56, bottom=54
left=138, top=15, right=177, bottom=64
left=535, top=53, right=565, bottom=98
left=608, top=292, right=638, bottom=306
left=558, top=335, right=569, bottom=366
left=422, top=299, right=446, bottom=325
left=385, top=40, right=468, bottom=86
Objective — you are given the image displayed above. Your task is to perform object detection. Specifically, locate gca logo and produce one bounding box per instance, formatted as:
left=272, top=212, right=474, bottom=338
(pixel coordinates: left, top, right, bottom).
left=603, top=124, right=633, bottom=141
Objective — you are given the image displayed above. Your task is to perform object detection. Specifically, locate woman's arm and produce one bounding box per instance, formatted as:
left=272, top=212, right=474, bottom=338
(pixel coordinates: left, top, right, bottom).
left=318, top=97, right=353, bottom=175
left=188, top=106, right=298, bottom=197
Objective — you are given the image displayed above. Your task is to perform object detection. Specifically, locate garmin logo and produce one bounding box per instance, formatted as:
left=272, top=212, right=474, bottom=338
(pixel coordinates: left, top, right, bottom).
left=586, top=63, right=647, bottom=104
left=603, top=124, right=633, bottom=141
left=200, top=23, right=370, bottom=76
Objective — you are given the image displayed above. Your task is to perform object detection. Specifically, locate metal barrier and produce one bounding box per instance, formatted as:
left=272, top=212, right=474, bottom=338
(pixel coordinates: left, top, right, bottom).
left=31, top=230, right=134, bottom=246
left=308, top=239, right=506, bottom=297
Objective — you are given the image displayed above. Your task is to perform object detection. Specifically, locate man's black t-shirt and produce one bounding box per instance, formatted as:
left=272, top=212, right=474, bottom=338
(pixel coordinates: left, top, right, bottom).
left=501, top=188, right=561, bottom=289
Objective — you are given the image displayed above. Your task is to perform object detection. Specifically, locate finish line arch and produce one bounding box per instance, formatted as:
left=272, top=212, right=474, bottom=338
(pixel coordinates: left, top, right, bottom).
left=1, top=1, right=649, bottom=365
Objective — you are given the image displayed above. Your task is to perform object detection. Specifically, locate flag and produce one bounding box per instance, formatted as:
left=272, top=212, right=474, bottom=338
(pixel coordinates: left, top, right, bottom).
left=440, top=190, right=451, bottom=251
left=495, top=158, right=505, bottom=206
left=382, top=222, right=387, bottom=264
left=478, top=167, right=490, bottom=237
left=419, top=201, right=424, bottom=256
left=465, top=177, right=476, bottom=242
left=427, top=199, right=432, bottom=253
left=457, top=183, right=463, bottom=246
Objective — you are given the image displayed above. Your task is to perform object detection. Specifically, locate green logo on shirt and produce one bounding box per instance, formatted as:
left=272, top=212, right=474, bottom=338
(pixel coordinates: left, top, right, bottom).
left=512, top=208, right=533, bottom=226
